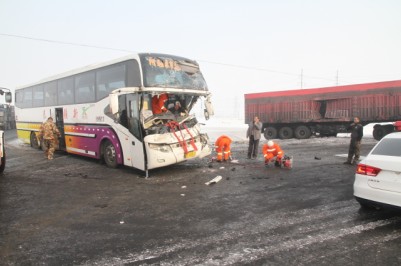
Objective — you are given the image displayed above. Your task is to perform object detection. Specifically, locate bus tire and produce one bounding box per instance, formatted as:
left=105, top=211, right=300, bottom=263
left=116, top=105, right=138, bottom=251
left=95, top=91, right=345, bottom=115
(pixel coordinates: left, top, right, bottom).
left=0, top=151, right=5, bottom=173
left=102, top=140, right=118, bottom=168
left=30, top=132, right=40, bottom=149
left=264, top=127, right=277, bottom=139
left=294, top=125, right=311, bottom=139
left=278, top=127, right=293, bottom=139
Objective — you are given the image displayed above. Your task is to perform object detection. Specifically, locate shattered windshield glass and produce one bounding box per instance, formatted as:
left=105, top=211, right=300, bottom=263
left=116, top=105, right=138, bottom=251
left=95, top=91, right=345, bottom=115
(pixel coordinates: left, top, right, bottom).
left=140, top=54, right=208, bottom=91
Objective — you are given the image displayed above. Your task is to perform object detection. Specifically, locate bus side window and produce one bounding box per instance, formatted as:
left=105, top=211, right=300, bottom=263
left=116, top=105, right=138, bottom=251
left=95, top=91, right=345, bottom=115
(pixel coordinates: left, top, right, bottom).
left=127, top=59, right=141, bottom=87
left=58, top=77, right=74, bottom=105
left=127, top=94, right=141, bottom=139
left=118, top=94, right=128, bottom=128
left=32, top=85, right=44, bottom=107
left=44, top=81, right=58, bottom=106
left=75, top=71, right=95, bottom=104
left=96, top=64, right=126, bottom=101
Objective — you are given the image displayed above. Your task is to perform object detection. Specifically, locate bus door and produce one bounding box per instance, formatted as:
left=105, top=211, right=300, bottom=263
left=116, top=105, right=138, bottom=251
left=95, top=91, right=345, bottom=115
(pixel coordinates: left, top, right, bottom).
left=55, top=108, right=66, bottom=150
left=116, top=93, right=145, bottom=170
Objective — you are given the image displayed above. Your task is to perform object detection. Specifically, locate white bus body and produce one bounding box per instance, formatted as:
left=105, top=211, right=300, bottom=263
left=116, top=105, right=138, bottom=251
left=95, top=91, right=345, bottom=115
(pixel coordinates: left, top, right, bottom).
left=15, top=53, right=213, bottom=176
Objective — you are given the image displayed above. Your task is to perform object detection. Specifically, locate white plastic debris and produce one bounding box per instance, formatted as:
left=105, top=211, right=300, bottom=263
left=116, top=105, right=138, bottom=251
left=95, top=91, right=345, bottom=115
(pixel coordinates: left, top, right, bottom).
left=231, top=159, right=239, bottom=164
left=219, top=166, right=225, bottom=169
left=205, top=175, right=223, bottom=186
left=120, top=221, right=125, bottom=224
left=180, top=194, right=185, bottom=197
left=181, top=186, right=187, bottom=189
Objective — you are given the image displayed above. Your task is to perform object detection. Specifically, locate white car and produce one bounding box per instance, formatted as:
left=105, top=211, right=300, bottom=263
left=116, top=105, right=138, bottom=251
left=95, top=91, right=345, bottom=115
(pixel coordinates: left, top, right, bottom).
left=353, top=132, right=401, bottom=209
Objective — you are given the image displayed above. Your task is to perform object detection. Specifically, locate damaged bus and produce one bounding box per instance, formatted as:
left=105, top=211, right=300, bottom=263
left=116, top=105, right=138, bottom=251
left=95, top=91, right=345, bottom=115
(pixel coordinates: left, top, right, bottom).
left=15, top=53, right=214, bottom=177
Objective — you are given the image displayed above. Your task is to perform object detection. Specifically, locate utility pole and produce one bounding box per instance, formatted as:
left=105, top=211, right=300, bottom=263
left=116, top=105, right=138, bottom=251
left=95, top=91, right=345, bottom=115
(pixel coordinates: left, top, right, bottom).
left=300, top=69, right=303, bottom=89
left=336, top=70, right=339, bottom=86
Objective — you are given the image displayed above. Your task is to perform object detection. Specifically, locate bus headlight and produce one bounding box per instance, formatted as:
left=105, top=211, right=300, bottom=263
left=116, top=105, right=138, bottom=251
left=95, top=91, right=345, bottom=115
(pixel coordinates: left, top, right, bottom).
left=148, top=143, right=172, bottom=153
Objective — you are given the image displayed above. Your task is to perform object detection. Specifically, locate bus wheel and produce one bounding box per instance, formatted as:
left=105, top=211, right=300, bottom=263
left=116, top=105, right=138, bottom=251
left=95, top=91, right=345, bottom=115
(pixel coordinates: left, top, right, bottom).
left=30, top=132, right=40, bottom=149
left=278, top=127, right=293, bottom=139
left=264, top=127, right=277, bottom=139
left=294, top=125, right=311, bottom=139
left=103, top=140, right=118, bottom=168
left=0, top=151, right=5, bottom=173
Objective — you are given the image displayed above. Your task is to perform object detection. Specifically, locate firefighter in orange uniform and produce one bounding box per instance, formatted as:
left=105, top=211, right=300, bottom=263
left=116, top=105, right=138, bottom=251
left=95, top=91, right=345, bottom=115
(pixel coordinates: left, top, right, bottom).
left=151, top=93, right=169, bottom=114
left=263, top=140, right=284, bottom=166
left=215, top=135, right=232, bottom=162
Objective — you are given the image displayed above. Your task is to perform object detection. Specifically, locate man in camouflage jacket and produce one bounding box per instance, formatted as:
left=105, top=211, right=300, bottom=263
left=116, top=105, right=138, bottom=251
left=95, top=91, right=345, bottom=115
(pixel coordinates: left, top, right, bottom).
left=344, top=116, right=363, bottom=165
left=37, top=117, right=61, bottom=160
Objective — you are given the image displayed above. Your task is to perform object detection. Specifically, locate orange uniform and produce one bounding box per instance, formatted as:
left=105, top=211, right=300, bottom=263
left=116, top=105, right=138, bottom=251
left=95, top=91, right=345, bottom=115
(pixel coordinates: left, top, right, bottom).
left=152, top=93, right=169, bottom=114
left=263, top=141, right=284, bottom=163
left=215, top=135, right=232, bottom=162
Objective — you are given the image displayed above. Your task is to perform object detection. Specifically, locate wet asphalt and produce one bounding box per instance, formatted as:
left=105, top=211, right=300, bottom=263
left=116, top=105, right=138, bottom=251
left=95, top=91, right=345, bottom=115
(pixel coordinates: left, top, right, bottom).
left=1, top=130, right=401, bottom=265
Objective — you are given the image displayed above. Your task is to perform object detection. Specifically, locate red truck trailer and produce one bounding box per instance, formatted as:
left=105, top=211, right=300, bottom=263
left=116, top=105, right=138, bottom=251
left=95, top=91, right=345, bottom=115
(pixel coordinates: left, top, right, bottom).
left=245, top=80, right=401, bottom=140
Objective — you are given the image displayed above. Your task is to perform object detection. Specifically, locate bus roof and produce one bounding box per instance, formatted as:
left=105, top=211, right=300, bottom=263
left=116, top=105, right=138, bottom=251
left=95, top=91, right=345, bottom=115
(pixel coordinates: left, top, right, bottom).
left=244, top=79, right=401, bottom=100
left=16, top=53, right=201, bottom=90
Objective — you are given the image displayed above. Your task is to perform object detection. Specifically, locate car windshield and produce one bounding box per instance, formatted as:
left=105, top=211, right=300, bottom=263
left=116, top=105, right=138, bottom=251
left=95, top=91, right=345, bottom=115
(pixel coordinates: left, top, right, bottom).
left=371, top=138, right=401, bottom=156
left=140, top=54, right=208, bottom=91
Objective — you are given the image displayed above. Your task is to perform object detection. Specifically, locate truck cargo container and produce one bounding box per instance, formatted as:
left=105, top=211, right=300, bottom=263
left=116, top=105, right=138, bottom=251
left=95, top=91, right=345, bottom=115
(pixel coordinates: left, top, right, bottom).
left=244, top=80, right=401, bottom=140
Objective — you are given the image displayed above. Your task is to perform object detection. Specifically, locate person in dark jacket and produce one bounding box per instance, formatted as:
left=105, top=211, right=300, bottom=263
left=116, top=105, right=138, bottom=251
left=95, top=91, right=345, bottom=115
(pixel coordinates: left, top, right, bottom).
left=344, top=116, right=363, bottom=165
left=246, top=116, right=262, bottom=159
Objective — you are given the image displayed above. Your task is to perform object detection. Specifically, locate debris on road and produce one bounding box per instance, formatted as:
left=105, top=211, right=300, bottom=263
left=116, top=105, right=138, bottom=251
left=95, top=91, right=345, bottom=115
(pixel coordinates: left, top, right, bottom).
left=205, top=175, right=222, bottom=186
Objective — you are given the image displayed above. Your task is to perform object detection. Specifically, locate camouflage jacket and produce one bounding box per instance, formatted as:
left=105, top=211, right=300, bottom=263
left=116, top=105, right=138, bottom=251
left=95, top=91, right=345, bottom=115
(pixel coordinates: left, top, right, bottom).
left=38, top=121, right=61, bottom=140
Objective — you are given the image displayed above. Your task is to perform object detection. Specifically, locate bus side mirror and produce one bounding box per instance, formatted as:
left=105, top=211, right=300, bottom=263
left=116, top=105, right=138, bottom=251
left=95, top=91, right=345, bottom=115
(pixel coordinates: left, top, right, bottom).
left=109, top=93, right=119, bottom=121
left=5, top=92, right=12, bottom=103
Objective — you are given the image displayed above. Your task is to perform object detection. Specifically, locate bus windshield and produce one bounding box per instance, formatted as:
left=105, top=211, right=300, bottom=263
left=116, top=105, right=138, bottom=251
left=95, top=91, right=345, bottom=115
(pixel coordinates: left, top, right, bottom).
left=140, top=54, right=208, bottom=91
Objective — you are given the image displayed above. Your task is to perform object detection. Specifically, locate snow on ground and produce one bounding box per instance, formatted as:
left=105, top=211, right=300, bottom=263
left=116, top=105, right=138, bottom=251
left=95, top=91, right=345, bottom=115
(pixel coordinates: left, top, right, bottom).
left=200, top=117, right=376, bottom=142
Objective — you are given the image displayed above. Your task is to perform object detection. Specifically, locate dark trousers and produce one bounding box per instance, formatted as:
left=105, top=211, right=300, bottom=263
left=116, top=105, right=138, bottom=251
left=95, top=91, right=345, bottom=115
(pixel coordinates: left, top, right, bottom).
left=248, top=135, right=260, bottom=158
left=347, top=139, right=361, bottom=163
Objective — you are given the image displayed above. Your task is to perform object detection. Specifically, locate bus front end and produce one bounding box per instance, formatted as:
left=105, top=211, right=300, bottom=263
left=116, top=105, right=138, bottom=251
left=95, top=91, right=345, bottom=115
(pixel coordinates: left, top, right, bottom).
left=144, top=114, right=212, bottom=169
left=109, top=53, right=214, bottom=172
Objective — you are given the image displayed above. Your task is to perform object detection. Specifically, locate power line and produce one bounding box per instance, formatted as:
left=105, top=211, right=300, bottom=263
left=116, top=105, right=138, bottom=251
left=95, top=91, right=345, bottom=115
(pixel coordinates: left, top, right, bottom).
left=1, top=32, right=339, bottom=83
left=198, top=59, right=337, bottom=82
left=0, top=33, right=134, bottom=53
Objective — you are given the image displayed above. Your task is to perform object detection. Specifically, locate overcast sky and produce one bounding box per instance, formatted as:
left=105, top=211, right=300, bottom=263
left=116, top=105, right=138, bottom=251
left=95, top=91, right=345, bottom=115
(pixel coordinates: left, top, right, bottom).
left=1, top=0, right=401, bottom=118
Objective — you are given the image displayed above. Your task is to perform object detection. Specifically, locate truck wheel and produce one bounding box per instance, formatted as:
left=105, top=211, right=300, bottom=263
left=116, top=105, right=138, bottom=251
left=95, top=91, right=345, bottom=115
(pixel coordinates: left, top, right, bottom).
left=294, top=125, right=311, bottom=139
left=30, top=132, right=40, bottom=149
left=102, top=140, right=118, bottom=168
left=264, top=127, right=277, bottom=139
left=373, top=126, right=386, bottom=141
left=278, top=127, right=293, bottom=139
left=0, top=151, right=5, bottom=173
